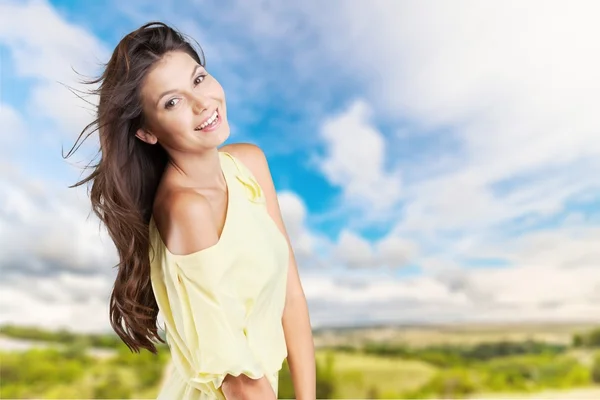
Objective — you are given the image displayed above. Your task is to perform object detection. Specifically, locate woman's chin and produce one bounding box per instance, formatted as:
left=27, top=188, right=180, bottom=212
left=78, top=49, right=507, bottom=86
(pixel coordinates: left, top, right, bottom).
left=201, top=123, right=230, bottom=147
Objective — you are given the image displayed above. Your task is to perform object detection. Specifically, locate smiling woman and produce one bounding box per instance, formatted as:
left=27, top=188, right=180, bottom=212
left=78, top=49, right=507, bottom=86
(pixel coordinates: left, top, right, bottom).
left=63, top=22, right=315, bottom=400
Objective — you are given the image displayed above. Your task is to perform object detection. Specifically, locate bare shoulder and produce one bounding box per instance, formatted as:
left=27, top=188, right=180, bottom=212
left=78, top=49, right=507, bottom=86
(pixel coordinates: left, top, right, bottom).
left=153, top=189, right=219, bottom=255
left=220, top=143, right=269, bottom=177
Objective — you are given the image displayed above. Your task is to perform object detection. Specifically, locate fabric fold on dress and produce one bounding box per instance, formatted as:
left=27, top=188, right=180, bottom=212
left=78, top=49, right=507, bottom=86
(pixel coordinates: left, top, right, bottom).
left=163, top=261, right=265, bottom=394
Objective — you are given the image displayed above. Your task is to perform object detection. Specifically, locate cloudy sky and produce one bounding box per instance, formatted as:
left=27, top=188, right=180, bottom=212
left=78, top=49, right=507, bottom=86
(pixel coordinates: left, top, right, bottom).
left=1, top=0, right=599, bottom=334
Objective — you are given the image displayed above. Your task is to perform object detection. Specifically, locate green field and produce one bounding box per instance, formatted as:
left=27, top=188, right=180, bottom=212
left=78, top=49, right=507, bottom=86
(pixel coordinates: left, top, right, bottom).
left=2, top=322, right=599, bottom=399
left=314, top=350, right=437, bottom=398
left=0, top=335, right=170, bottom=399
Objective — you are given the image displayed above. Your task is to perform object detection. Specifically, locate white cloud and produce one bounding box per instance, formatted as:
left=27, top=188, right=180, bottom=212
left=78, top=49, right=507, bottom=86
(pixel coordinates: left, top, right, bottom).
left=295, top=1, right=600, bottom=271
left=317, top=1, right=600, bottom=139
left=301, top=258, right=600, bottom=328
left=466, top=225, right=600, bottom=271
left=0, top=0, right=108, bottom=137
left=317, top=100, right=402, bottom=212
left=295, top=0, right=600, bottom=324
left=0, top=163, right=118, bottom=333
left=0, top=167, right=118, bottom=276
left=332, top=229, right=418, bottom=269
left=309, top=0, right=600, bottom=226
left=462, top=265, right=597, bottom=309
left=303, top=273, right=460, bottom=305
left=277, top=191, right=313, bottom=253
left=334, top=230, right=374, bottom=269
left=277, top=190, right=333, bottom=270
left=0, top=274, right=113, bottom=334
left=376, top=235, right=419, bottom=268
left=395, top=163, right=599, bottom=240
left=0, top=104, right=25, bottom=148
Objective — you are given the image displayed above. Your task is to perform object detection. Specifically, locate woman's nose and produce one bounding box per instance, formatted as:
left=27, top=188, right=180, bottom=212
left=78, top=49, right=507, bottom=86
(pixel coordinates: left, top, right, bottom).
left=191, top=95, right=209, bottom=114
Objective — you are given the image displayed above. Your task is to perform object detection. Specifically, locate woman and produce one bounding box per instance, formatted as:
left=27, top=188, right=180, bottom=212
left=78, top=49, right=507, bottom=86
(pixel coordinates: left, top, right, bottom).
left=66, top=22, right=316, bottom=399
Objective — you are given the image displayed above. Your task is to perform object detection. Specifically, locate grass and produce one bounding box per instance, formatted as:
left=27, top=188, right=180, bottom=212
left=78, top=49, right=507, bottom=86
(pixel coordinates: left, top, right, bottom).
left=315, top=349, right=437, bottom=398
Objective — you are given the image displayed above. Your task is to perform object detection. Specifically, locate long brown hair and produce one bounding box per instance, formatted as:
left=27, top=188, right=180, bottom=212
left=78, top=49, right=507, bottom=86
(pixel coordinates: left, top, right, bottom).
left=63, top=22, right=205, bottom=354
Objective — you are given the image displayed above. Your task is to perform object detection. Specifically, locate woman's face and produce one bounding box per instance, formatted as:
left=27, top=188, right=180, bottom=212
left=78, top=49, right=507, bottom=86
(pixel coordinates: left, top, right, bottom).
left=137, top=50, right=230, bottom=151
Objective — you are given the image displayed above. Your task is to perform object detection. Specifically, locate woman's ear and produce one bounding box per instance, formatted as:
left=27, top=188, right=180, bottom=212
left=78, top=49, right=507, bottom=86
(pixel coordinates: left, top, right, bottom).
left=135, top=128, right=158, bottom=145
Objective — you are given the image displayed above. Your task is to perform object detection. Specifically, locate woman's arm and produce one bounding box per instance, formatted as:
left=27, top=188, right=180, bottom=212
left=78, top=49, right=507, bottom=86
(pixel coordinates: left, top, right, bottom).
left=222, top=374, right=277, bottom=400
left=281, top=267, right=316, bottom=400
left=226, top=143, right=317, bottom=400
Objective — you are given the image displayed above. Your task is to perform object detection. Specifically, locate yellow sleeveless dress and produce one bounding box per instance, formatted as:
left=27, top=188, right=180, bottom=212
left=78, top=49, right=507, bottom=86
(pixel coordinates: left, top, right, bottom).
left=149, top=151, right=289, bottom=399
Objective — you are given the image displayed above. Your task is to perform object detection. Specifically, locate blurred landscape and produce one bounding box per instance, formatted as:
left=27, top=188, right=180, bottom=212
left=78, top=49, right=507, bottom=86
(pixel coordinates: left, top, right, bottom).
left=2, top=322, right=599, bottom=399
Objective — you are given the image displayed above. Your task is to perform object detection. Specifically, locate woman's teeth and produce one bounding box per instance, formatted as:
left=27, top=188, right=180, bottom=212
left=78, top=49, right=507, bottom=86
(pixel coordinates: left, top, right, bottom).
left=196, top=111, right=219, bottom=130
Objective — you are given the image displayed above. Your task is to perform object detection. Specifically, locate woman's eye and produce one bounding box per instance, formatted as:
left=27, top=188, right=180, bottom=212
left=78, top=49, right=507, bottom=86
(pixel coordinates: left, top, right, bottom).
left=194, top=74, right=206, bottom=85
left=165, top=98, right=180, bottom=109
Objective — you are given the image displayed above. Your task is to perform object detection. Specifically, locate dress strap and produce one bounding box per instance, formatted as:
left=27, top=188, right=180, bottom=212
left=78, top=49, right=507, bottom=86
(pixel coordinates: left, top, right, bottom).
left=220, top=151, right=266, bottom=204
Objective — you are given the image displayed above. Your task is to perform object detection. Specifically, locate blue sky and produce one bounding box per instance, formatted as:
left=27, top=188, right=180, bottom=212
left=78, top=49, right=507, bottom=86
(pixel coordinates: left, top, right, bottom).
left=1, top=0, right=599, bottom=333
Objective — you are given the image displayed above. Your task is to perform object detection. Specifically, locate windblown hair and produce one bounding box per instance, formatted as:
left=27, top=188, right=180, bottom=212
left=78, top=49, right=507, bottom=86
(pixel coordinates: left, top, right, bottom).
left=64, top=22, right=205, bottom=354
